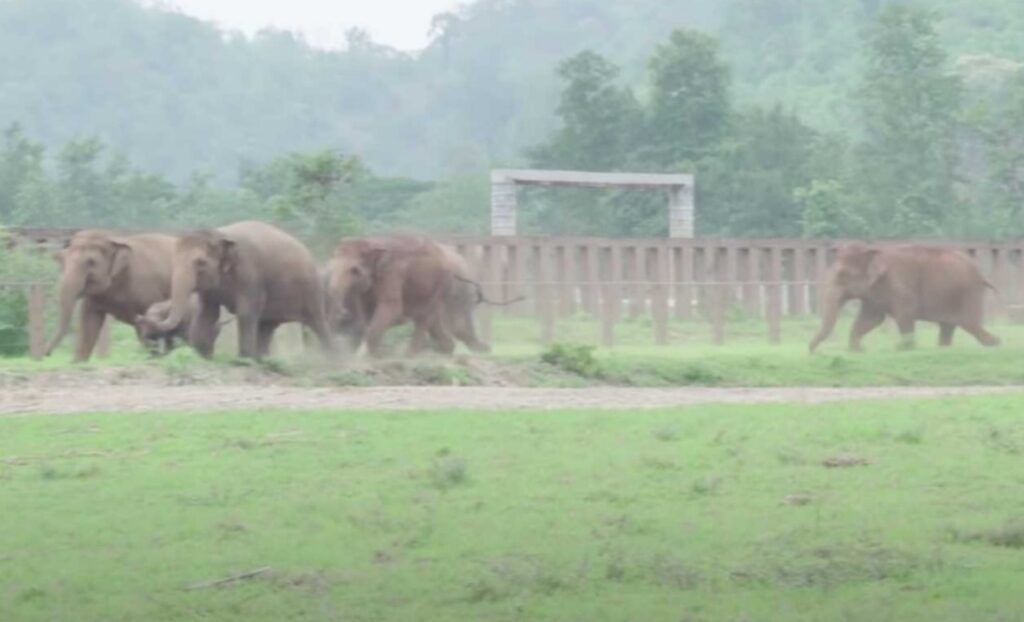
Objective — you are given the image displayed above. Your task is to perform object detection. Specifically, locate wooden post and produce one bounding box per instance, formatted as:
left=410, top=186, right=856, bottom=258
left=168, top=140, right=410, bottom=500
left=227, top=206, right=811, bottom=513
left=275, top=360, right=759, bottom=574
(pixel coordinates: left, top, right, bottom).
left=651, top=244, right=670, bottom=345
left=557, top=244, right=575, bottom=317
left=512, top=240, right=529, bottom=316
left=537, top=244, right=556, bottom=345
left=676, top=244, right=694, bottom=320
left=767, top=246, right=782, bottom=344
left=711, top=282, right=726, bottom=345
left=629, top=246, right=646, bottom=320
left=585, top=243, right=600, bottom=317
left=28, top=284, right=46, bottom=360
left=747, top=246, right=763, bottom=319
left=603, top=244, right=623, bottom=347
left=791, top=245, right=807, bottom=316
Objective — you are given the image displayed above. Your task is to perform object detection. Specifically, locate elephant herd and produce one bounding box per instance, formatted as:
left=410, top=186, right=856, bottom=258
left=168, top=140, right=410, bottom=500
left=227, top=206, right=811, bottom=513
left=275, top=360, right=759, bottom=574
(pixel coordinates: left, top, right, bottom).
left=46, top=221, right=1002, bottom=363
left=47, top=221, right=506, bottom=363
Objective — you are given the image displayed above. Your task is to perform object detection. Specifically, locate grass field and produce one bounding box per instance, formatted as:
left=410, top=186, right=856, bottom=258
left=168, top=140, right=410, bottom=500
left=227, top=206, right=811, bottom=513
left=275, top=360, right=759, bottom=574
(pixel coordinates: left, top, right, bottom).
left=4, top=394, right=1024, bottom=621
left=3, top=316, right=1024, bottom=389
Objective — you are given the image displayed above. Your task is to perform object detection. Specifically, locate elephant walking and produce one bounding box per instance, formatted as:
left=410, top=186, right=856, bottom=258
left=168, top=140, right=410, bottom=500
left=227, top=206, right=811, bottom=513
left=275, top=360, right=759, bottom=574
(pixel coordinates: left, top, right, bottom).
left=48, top=230, right=175, bottom=362
left=323, top=236, right=493, bottom=357
left=151, top=221, right=334, bottom=360
left=809, top=243, right=1000, bottom=352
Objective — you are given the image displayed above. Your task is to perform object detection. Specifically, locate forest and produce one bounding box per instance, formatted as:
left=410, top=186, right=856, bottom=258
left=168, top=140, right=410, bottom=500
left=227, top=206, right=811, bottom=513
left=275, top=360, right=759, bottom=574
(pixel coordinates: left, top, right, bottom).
left=2, top=0, right=1024, bottom=239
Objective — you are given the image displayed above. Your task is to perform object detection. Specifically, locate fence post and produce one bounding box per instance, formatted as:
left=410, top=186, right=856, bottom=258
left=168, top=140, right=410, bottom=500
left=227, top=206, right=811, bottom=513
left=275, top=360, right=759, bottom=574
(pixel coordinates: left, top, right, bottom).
left=651, top=244, right=669, bottom=345
left=602, top=244, right=622, bottom=347
left=28, top=284, right=46, bottom=360
left=767, top=246, right=782, bottom=344
left=585, top=243, right=600, bottom=317
left=537, top=244, right=556, bottom=345
left=676, top=244, right=694, bottom=320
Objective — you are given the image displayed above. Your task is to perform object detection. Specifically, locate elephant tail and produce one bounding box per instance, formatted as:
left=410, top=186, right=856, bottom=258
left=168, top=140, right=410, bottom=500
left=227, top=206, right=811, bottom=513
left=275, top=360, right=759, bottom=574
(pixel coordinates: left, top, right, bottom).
left=453, top=274, right=526, bottom=307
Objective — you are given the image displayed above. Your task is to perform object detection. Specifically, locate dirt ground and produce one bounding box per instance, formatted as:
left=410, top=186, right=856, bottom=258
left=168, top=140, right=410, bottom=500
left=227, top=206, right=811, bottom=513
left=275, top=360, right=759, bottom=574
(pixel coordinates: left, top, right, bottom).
left=0, top=365, right=1016, bottom=415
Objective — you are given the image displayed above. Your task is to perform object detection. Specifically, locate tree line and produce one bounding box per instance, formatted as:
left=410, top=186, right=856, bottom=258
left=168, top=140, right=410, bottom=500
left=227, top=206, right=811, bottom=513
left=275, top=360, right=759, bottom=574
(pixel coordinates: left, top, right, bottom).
left=1, top=3, right=1023, bottom=241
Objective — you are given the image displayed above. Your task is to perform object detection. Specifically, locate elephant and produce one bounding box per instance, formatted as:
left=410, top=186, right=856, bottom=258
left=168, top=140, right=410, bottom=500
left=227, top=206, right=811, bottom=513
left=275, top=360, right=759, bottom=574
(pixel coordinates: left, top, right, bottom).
left=47, top=230, right=176, bottom=362
left=150, top=221, right=334, bottom=360
left=134, top=295, right=231, bottom=356
left=808, top=242, right=1001, bottom=352
left=323, top=235, right=465, bottom=357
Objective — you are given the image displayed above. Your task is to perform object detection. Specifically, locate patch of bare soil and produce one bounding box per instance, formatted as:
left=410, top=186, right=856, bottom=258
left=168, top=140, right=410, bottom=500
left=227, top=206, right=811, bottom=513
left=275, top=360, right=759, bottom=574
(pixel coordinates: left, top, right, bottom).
left=0, top=364, right=1016, bottom=416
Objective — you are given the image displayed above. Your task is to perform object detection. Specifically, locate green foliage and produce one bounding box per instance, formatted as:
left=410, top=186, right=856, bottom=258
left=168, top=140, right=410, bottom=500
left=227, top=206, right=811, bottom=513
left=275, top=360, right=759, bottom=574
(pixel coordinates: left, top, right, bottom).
left=541, top=342, right=601, bottom=377
left=856, top=5, right=962, bottom=237
left=0, top=288, right=28, bottom=356
left=644, top=29, right=731, bottom=166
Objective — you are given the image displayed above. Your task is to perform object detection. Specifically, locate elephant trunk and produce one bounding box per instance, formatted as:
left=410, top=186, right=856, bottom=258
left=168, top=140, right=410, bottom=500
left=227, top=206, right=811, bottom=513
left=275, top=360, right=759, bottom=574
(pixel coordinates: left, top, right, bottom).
left=809, top=284, right=844, bottom=353
left=46, top=268, right=87, bottom=356
left=154, top=267, right=195, bottom=333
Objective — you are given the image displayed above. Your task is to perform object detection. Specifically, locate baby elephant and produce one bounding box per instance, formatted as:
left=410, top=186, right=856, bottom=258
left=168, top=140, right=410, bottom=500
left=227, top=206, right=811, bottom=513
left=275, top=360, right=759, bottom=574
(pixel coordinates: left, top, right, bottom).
left=135, top=296, right=230, bottom=356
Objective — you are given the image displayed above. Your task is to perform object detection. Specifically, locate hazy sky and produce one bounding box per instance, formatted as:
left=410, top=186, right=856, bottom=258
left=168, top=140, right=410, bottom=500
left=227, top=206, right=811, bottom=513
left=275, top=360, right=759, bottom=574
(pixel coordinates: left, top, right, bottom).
left=148, top=0, right=461, bottom=50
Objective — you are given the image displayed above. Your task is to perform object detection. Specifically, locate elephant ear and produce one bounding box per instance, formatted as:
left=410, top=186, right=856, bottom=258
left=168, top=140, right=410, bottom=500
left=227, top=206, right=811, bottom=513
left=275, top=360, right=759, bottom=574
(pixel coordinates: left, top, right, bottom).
left=108, top=239, right=133, bottom=278
left=865, top=250, right=888, bottom=287
left=364, top=247, right=389, bottom=275
left=218, top=239, right=238, bottom=274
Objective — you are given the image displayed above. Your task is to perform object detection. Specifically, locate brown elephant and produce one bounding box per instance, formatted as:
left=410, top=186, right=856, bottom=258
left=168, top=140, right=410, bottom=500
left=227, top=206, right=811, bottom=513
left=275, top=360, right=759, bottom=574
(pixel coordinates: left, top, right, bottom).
left=809, top=243, right=1001, bottom=352
left=48, top=230, right=176, bottom=362
left=151, top=221, right=334, bottom=360
left=323, top=236, right=463, bottom=357
left=134, top=295, right=231, bottom=356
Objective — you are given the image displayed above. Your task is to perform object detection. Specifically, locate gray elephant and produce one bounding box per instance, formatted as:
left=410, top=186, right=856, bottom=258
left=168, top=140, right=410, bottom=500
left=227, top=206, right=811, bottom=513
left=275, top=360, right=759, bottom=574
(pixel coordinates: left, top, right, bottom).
left=809, top=243, right=1001, bottom=352
left=134, top=295, right=231, bottom=356
left=48, top=230, right=175, bottom=362
left=150, top=221, right=334, bottom=360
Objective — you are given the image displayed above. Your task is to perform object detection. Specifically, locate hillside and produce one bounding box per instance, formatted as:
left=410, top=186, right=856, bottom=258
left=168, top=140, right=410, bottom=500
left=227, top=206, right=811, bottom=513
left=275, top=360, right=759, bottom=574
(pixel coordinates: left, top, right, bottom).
left=1, top=0, right=1023, bottom=182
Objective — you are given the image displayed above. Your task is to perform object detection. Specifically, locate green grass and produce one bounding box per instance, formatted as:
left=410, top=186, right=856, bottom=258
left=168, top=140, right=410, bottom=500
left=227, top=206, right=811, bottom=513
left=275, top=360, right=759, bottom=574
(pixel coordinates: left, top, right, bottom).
left=4, top=315, right=1024, bottom=388
left=4, top=395, right=1024, bottom=621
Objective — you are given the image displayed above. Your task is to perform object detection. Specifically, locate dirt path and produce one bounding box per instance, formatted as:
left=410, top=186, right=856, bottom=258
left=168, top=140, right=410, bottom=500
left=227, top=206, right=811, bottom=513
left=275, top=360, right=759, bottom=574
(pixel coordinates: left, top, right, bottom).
left=0, top=384, right=1017, bottom=416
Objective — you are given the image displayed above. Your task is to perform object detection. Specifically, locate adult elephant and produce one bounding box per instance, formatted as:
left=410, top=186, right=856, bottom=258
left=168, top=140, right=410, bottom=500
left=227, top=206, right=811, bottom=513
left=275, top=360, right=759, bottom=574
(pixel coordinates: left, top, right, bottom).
left=47, top=230, right=175, bottom=362
left=151, top=221, right=333, bottom=360
left=808, top=243, right=1001, bottom=352
left=323, top=236, right=462, bottom=357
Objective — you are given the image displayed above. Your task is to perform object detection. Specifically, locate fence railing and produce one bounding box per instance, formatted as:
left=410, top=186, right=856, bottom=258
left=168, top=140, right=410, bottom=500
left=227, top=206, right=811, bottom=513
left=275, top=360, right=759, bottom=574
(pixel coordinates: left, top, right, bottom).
left=9, top=231, right=1024, bottom=353
left=441, top=236, right=1024, bottom=346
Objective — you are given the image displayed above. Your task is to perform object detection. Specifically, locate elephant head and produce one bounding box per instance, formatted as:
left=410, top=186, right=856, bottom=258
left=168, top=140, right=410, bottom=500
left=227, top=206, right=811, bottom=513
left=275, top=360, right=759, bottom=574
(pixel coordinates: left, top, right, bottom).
left=323, top=239, right=385, bottom=330
left=46, top=231, right=132, bottom=355
left=152, top=230, right=237, bottom=333
left=809, top=243, right=888, bottom=352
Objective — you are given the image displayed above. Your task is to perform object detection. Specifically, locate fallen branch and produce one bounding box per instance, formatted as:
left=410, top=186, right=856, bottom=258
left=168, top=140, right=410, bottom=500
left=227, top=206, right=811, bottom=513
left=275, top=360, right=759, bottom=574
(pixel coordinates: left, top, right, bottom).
left=185, top=567, right=271, bottom=591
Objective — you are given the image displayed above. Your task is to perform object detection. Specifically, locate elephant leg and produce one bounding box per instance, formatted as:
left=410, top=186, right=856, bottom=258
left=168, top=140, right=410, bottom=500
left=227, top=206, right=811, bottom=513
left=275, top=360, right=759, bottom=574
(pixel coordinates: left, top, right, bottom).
left=960, top=321, right=1001, bottom=347
left=894, top=315, right=916, bottom=350
left=73, top=302, right=105, bottom=363
left=938, top=323, right=956, bottom=347
left=304, top=306, right=337, bottom=356
left=426, top=321, right=456, bottom=356
left=848, top=305, right=886, bottom=352
left=407, top=321, right=433, bottom=356
left=365, top=303, right=402, bottom=358
left=189, top=304, right=221, bottom=359
left=257, top=321, right=280, bottom=358
left=236, top=314, right=260, bottom=359
left=451, top=311, right=490, bottom=354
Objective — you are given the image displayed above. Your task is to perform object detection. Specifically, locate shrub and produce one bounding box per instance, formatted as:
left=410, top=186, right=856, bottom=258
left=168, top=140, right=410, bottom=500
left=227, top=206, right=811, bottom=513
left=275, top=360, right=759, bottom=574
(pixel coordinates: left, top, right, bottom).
left=541, top=342, right=601, bottom=377
left=0, top=289, right=28, bottom=356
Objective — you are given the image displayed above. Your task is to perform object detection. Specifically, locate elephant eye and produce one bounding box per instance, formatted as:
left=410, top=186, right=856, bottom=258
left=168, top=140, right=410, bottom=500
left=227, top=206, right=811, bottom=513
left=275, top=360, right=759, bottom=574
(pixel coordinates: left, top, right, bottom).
left=349, top=266, right=363, bottom=277
left=85, top=257, right=97, bottom=267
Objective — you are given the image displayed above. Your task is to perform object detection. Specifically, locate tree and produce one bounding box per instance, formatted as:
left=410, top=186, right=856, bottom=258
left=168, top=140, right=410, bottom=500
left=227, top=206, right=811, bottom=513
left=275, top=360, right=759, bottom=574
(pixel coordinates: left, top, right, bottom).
left=529, top=51, right=641, bottom=171
left=697, top=106, right=823, bottom=237
left=855, top=5, right=962, bottom=237
left=241, top=150, right=366, bottom=253
left=644, top=29, right=731, bottom=167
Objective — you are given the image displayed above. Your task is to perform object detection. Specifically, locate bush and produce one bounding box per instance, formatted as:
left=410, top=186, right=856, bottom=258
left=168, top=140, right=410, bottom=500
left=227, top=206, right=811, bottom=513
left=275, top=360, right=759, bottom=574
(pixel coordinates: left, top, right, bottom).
left=541, top=342, right=602, bottom=377
left=0, top=289, right=28, bottom=356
